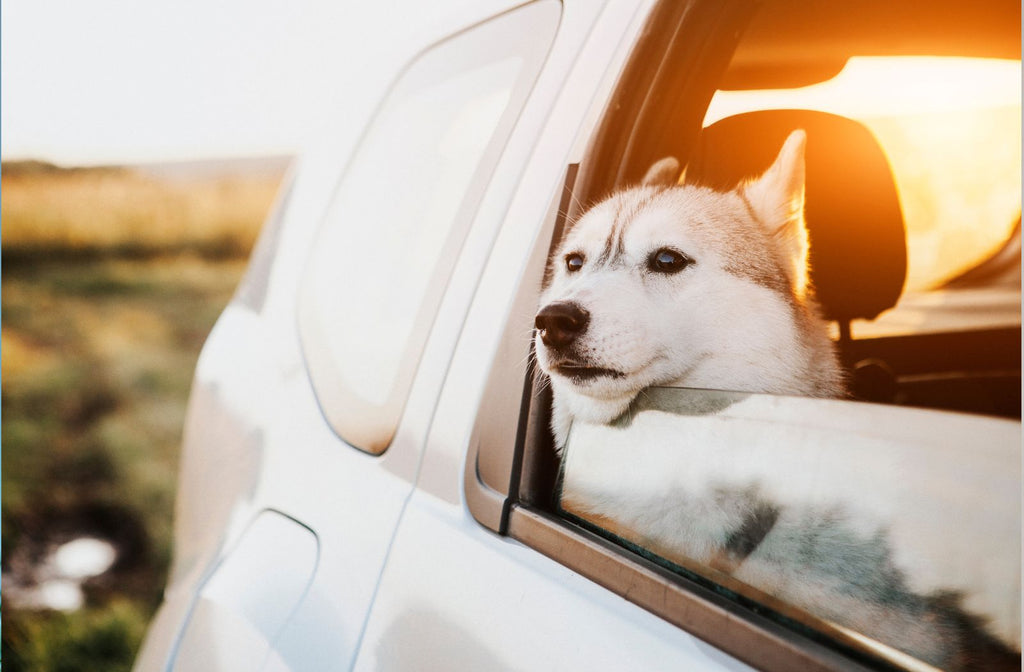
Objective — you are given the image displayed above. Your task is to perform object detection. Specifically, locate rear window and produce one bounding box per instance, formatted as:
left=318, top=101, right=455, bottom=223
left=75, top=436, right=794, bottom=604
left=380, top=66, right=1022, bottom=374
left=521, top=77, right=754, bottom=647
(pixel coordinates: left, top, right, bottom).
left=298, top=1, right=560, bottom=453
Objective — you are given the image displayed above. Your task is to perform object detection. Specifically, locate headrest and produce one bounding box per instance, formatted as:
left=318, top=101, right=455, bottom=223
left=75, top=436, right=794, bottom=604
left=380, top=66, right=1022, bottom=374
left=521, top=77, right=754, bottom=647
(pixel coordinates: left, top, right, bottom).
left=684, top=110, right=907, bottom=323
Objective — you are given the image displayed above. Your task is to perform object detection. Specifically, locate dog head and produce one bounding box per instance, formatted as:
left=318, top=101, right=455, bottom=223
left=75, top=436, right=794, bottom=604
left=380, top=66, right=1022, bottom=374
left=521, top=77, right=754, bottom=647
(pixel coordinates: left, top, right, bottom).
left=536, top=131, right=813, bottom=440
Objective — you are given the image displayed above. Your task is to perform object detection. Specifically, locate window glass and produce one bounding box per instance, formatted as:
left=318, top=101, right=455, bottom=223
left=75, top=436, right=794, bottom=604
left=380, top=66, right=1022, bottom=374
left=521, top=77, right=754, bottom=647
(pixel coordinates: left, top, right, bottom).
left=558, top=387, right=1021, bottom=670
left=706, top=57, right=1021, bottom=291
left=299, top=1, right=559, bottom=453
left=311, top=60, right=516, bottom=407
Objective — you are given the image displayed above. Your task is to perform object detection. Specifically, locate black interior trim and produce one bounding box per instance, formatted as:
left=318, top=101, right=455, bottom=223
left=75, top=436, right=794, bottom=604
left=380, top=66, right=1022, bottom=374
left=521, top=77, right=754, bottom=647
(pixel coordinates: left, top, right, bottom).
left=844, top=327, right=1022, bottom=418
left=577, top=0, right=758, bottom=205
left=843, top=327, right=1021, bottom=377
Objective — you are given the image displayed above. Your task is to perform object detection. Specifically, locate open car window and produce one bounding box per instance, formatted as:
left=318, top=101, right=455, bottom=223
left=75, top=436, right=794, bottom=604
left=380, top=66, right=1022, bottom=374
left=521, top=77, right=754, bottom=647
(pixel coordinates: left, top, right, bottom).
left=468, top=1, right=1021, bottom=671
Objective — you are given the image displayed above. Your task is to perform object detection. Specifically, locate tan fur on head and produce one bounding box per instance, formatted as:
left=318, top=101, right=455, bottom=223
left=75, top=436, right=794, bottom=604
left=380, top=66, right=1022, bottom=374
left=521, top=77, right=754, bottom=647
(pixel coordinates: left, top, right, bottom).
left=641, top=157, right=681, bottom=187
left=741, top=130, right=810, bottom=300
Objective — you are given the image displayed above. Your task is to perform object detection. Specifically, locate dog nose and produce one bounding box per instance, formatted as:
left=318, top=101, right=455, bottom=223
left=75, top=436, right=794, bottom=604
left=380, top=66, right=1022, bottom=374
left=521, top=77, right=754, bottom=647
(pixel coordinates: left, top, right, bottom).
left=536, top=301, right=590, bottom=348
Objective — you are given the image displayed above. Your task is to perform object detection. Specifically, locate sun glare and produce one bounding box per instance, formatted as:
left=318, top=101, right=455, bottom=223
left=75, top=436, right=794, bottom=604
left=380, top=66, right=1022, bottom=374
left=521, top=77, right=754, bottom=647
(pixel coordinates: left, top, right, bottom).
left=707, top=57, right=1022, bottom=290
left=707, top=57, right=1021, bottom=122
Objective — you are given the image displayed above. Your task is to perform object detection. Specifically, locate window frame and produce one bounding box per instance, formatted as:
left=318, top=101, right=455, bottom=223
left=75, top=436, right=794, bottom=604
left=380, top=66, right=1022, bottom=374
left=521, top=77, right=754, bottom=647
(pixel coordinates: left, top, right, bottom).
left=466, top=0, right=1019, bottom=669
left=465, top=168, right=896, bottom=670
left=466, top=0, right=761, bottom=536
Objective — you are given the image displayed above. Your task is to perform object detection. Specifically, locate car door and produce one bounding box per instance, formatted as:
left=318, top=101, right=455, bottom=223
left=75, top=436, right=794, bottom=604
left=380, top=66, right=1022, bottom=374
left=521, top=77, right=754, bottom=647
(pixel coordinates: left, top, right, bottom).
left=355, top=0, right=1021, bottom=670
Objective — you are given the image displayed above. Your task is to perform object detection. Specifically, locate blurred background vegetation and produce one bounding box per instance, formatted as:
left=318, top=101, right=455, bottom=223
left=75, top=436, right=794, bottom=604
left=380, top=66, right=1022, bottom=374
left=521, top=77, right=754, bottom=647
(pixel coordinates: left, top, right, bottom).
left=2, top=158, right=289, bottom=671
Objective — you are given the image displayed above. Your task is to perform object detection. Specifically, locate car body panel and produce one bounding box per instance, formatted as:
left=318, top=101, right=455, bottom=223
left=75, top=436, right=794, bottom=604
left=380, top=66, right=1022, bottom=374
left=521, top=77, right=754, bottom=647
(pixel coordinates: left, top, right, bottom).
left=136, top=1, right=733, bottom=670
left=353, top=492, right=755, bottom=672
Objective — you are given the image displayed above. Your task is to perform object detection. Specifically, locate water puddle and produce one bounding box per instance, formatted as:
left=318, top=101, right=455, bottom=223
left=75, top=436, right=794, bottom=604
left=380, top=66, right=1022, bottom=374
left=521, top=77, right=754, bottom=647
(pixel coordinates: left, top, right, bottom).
left=4, top=536, right=119, bottom=611
left=52, top=537, right=118, bottom=579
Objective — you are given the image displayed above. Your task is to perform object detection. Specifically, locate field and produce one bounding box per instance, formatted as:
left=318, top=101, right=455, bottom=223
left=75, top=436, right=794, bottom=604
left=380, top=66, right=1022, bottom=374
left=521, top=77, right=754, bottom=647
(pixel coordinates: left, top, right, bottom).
left=2, top=160, right=287, bottom=671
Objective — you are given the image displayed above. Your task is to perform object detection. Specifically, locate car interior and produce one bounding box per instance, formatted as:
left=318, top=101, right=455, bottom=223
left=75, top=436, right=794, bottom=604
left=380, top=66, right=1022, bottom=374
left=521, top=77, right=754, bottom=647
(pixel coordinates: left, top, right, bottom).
left=492, top=0, right=1024, bottom=505
left=686, top=108, right=1021, bottom=418
left=559, top=0, right=1022, bottom=423
left=507, top=0, right=1021, bottom=500
left=715, top=2, right=1021, bottom=419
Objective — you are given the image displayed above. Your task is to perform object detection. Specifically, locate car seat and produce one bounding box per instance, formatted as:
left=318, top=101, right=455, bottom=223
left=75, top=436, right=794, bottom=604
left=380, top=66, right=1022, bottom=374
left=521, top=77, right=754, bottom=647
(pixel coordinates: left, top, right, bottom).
left=683, top=109, right=908, bottom=402
left=684, top=109, right=907, bottom=334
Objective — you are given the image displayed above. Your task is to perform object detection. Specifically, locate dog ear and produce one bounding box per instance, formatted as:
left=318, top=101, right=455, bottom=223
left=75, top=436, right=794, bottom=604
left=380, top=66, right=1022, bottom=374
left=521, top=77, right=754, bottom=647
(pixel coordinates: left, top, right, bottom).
left=743, top=130, right=810, bottom=297
left=641, top=157, right=681, bottom=187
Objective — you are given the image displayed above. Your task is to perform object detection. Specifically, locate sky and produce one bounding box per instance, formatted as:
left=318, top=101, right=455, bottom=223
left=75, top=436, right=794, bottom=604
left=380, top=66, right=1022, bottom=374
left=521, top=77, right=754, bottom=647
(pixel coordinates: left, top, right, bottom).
left=1, top=0, right=377, bottom=165
left=5, top=3, right=1021, bottom=169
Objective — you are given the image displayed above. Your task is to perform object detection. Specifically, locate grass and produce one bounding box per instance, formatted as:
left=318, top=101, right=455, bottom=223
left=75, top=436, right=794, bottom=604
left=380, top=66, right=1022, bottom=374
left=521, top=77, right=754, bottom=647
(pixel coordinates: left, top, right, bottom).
left=4, top=601, right=150, bottom=672
left=2, top=160, right=286, bottom=671
left=2, top=161, right=282, bottom=259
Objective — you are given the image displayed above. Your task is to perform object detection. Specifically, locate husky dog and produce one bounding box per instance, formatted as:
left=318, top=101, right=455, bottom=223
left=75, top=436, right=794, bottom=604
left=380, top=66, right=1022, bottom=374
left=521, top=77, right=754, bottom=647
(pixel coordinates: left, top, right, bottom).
left=535, top=131, right=843, bottom=447
left=533, top=132, right=1021, bottom=670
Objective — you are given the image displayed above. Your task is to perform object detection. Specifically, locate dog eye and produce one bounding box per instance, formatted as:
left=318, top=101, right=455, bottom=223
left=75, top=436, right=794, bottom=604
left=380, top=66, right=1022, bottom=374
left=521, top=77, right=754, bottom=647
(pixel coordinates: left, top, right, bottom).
left=565, top=253, right=585, bottom=273
left=649, top=248, right=691, bottom=274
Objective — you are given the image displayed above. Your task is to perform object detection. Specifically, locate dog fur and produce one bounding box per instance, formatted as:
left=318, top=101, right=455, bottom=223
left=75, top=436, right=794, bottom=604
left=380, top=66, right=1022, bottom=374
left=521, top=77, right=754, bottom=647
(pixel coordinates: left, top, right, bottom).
left=535, top=131, right=843, bottom=447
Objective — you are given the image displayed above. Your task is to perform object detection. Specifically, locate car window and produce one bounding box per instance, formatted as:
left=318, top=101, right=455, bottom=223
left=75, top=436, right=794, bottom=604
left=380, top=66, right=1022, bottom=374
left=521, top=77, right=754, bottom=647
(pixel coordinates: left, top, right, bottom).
left=470, top=1, right=1023, bottom=671
left=298, top=0, right=559, bottom=453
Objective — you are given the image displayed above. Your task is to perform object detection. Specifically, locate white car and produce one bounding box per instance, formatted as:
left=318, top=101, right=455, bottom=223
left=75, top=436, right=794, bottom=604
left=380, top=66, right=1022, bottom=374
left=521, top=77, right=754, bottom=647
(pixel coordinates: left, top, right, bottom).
left=135, top=0, right=1021, bottom=670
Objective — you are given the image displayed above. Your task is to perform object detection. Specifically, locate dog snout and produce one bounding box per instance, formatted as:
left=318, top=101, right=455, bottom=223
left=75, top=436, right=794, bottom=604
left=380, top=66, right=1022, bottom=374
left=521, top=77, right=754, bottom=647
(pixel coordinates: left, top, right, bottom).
left=536, top=301, right=590, bottom=348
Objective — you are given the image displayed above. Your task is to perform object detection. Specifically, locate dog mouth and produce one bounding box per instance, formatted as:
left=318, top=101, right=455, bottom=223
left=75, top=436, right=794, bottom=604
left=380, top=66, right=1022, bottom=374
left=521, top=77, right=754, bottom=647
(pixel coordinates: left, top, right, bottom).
left=550, top=361, right=625, bottom=382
